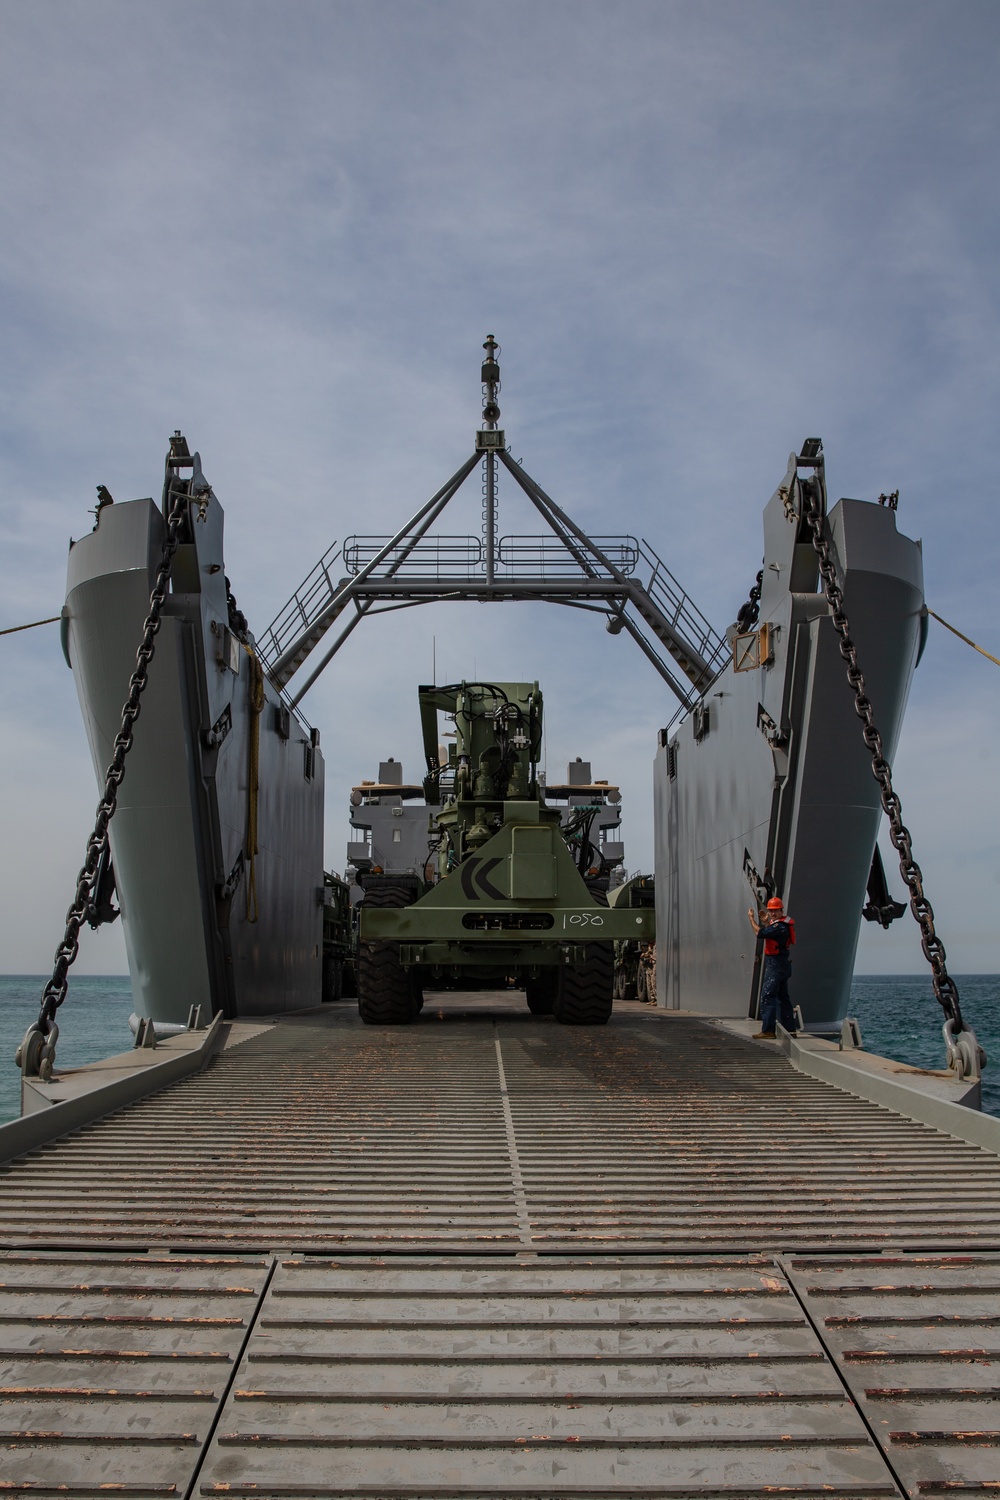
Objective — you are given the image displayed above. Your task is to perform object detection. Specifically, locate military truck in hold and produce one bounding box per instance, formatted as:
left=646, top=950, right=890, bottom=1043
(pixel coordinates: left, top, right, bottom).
left=321, top=871, right=355, bottom=1002
left=353, top=681, right=654, bottom=1025
left=609, top=874, right=656, bottom=1002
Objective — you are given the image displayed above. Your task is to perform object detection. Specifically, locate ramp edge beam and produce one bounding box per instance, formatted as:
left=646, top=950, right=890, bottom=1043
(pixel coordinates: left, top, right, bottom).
left=0, top=1013, right=225, bottom=1164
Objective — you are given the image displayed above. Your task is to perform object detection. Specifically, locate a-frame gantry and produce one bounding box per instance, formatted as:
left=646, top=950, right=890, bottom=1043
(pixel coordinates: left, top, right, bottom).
left=260, top=338, right=727, bottom=711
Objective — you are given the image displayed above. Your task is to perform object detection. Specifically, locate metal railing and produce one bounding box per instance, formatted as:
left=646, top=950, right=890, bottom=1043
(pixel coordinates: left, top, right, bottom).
left=343, top=535, right=483, bottom=577
left=257, top=528, right=728, bottom=706
left=635, top=538, right=727, bottom=673
left=496, top=535, right=639, bottom=577
left=258, top=542, right=343, bottom=665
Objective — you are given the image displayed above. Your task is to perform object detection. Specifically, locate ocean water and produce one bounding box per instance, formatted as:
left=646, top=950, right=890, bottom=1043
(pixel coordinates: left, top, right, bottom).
left=849, top=974, right=1000, bottom=1119
left=0, top=975, right=134, bottom=1128
left=0, top=973, right=997, bottom=1126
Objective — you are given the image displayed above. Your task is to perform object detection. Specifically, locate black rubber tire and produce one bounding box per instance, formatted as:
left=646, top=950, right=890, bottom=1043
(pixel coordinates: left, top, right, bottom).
left=322, top=953, right=343, bottom=1004
left=358, top=941, right=417, bottom=1024
left=357, top=885, right=419, bottom=1025
left=613, top=965, right=637, bottom=1003
left=553, top=943, right=614, bottom=1025
left=525, top=972, right=558, bottom=1015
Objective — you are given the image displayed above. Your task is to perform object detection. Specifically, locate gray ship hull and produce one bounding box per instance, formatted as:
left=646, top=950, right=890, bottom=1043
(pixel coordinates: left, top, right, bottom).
left=63, top=488, right=324, bottom=1028
left=655, top=478, right=923, bottom=1028
left=62, top=438, right=922, bottom=1034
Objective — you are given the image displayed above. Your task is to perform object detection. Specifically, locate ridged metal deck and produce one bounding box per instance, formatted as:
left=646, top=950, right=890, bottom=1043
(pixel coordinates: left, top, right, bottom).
left=1, top=999, right=999, bottom=1497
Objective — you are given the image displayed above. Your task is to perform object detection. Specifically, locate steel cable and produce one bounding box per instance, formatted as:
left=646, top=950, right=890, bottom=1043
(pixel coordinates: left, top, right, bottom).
left=0, top=616, right=60, bottom=635
left=927, top=608, right=1000, bottom=669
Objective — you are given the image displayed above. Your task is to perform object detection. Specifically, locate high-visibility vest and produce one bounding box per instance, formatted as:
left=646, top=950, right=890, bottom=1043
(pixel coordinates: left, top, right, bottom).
left=763, top=916, right=795, bottom=957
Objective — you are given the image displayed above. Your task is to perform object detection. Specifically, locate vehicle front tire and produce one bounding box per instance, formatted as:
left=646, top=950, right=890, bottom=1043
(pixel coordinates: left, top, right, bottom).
left=553, top=943, right=614, bottom=1025
left=357, top=884, right=419, bottom=1025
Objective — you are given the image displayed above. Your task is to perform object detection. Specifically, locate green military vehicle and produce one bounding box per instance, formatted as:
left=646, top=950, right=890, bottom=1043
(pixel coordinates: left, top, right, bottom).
left=321, top=871, right=355, bottom=1002
left=357, top=681, right=654, bottom=1025
left=609, top=874, right=656, bottom=1002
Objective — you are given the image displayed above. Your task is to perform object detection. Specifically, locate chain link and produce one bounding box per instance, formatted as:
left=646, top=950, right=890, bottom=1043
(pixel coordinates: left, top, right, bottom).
left=799, top=472, right=966, bottom=1033
left=736, top=566, right=764, bottom=633
left=35, top=479, right=192, bottom=1040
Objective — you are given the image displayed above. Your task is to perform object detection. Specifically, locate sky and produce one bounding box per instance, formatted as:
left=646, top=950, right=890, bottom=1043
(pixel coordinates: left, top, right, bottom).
left=1, top=0, right=998, bottom=988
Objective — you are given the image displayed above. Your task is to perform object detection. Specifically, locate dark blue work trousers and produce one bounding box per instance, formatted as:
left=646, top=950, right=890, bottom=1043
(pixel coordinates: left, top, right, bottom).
left=759, top=954, right=795, bottom=1034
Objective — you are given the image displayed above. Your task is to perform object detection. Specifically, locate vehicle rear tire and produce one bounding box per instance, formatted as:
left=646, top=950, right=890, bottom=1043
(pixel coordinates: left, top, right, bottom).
left=322, top=953, right=343, bottom=1004
left=614, top=964, right=637, bottom=1003
left=525, top=971, right=558, bottom=1015
left=357, top=884, right=419, bottom=1025
left=553, top=943, right=614, bottom=1025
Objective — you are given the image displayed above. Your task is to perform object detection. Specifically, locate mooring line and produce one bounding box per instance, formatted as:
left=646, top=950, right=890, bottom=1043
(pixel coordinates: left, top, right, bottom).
left=928, top=607, right=1000, bottom=668
left=0, top=615, right=60, bottom=636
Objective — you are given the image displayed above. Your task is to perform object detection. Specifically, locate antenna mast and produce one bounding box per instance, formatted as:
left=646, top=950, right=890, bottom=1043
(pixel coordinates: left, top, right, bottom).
left=480, top=335, right=502, bottom=585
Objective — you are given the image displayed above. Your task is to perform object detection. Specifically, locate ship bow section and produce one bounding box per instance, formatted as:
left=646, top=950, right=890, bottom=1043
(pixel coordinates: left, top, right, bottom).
left=64, top=491, right=324, bottom=1025
left=656, top=483, right=924, bottom=1028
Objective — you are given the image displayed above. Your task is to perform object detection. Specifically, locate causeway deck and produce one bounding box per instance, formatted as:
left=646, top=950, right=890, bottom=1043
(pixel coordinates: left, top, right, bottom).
left=1, top=997, right=999, bottom=1498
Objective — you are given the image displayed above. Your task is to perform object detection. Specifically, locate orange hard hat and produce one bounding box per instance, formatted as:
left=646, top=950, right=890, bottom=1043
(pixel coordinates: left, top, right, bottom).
left=766, top=897, right=784, bottom=910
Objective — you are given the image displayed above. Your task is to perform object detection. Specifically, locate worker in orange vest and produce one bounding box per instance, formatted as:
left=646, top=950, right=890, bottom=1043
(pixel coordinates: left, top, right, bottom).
left=748, top=896, right=796, bottom=1039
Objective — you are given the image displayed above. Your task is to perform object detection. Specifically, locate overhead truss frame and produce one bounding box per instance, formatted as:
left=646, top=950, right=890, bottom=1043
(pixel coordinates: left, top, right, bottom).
left=260, top=340, right=727, bottom=712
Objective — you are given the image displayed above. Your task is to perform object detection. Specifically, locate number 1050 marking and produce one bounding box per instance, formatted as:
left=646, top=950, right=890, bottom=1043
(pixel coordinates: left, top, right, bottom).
left=563, top=912, right=605, bottom=928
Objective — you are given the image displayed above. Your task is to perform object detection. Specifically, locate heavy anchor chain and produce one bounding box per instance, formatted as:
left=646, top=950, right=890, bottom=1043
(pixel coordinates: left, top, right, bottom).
left=736, top=566, right=764, bottom=633
left=797, top=448, right=985, bottom=1083
left=16, top=467, right=201, bottom=1082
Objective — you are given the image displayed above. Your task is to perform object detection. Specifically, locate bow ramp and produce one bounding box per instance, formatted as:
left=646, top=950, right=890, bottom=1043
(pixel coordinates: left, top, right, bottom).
left=2, top=998, right=1000, bottom=1497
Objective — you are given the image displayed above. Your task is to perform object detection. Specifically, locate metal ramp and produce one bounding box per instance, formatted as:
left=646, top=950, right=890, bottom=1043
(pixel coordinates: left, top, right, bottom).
left=0, top=1249, right=271, bottom=1496
left=2, top=1003, right=1000, bottom=1496
left=4, top=1248, right=1000, bottom=1496
left=4, top=1008, right=1000, bottom=1252
left=195, top=1254, right=894, bottom=1498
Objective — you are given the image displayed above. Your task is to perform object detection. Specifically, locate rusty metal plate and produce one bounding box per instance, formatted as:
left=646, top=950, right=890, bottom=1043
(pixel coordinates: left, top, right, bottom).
left=504, top=1022, right=1000, bottom=1252
left=0, top=1249, right=271, bottom=1495
left=786, top=1252, right=1000, bottom=1498
left=194, top=1254, right=898, bottom=1498
left=0, top=1018, right=521, bottom=1252
left=1, top=1009, right=999, bottom=1254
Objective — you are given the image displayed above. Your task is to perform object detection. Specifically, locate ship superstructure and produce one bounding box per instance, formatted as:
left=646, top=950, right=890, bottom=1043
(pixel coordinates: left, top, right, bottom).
left=347, top=755, right=625, bottom=889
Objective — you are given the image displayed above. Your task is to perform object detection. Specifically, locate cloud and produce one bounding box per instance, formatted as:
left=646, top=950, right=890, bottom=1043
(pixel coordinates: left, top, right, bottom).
left=1, top=0, right=999, bottom=993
